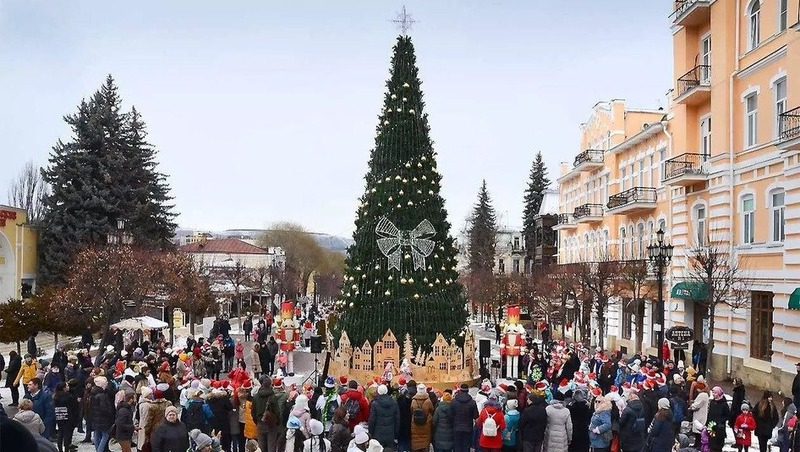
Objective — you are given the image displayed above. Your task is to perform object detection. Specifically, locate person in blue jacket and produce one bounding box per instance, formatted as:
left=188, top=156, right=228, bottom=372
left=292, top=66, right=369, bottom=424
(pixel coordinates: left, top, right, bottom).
left=25, top=377, right=55, bottom=440
left=589, top=395, right=614, bottom=452
left=502, top=399, right=520, bottom=452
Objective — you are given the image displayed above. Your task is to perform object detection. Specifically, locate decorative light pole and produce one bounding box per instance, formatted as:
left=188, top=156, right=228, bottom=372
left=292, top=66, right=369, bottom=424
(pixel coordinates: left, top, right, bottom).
left=647, top=228, right=674, bottom=356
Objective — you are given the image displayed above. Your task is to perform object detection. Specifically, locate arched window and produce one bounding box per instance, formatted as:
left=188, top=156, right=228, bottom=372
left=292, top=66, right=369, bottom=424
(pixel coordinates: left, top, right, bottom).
left=770, top=188, right=785, bottom=242
left=658, top=219, right=666, bottom=235
left=620, top=228, right=627, bottom=259
left=604, top=230, right=610, bottom=255
left=628, top=226, right=635, bottom=260
left=749, top=1, right=761, bottom=50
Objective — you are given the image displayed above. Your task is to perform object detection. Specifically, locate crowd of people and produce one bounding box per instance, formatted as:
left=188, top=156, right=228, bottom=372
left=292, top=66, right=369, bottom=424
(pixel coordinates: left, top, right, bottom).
left=0, top=315, right=798, bottom=452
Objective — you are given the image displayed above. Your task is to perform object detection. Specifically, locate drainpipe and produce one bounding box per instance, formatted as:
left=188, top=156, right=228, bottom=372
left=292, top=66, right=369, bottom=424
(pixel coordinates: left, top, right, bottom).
left=726, top=0, right=742, bottom=378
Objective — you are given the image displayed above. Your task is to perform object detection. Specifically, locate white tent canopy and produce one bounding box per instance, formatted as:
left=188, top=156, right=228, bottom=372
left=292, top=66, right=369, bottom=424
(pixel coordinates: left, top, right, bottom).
left=111, top=315, right=168, bottom=331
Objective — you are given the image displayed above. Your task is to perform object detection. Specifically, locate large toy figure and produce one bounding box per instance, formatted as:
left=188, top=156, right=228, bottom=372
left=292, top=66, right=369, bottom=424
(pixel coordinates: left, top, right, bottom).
left=500, top=305, right=526, bottom=379
left=276, top=301, right=300, bottom=376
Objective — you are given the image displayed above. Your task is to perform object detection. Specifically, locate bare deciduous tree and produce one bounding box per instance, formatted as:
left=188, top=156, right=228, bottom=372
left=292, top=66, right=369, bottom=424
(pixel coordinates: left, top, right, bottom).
left=576, top=255, right=622, bottom=350
left=7, top=161, right=48, bottom=224
left=259, top=222, right=325, bottom=296
left=685, top=234, right=750, bottom=375
left=618, top=259, right=656, bottom=354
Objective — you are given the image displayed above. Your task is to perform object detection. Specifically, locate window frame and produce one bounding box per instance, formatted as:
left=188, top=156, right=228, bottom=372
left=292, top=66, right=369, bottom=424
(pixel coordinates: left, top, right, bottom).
left=770, top=188, right=785, bottom=243
left=775, top=77, right=787, bottom=138
left=621, top=297, right=633, bottom=340
left=749, top=0, right=761, bottom=51
left=779, top=0, right=788, bottom=32
left=637, top=223, right=645, bottom=259
left=742, top=194, right=755, bottom=245
left=620, top=227, right=627, bottom=260
left=750, top=291, right=774, bottom=361
left=694, top=204, right=707, bottom=247
left=745, top=93, right=759, bottom=148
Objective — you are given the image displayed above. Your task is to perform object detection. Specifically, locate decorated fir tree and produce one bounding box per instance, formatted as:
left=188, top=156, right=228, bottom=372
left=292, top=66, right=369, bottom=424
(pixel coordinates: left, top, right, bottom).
left=335, top=35, right=467, bottom=351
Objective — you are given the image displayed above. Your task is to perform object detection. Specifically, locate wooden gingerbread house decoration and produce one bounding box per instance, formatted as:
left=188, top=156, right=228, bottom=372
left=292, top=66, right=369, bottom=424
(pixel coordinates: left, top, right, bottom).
left=374, top=329, right=400, bottom=370
left=352, top=343, right=363, bottom=371
left=336, top=331, right=353, bottom=369
left=359, top=340, right=373, bottom=372
left=463, top=329, right=475, bottom=372
left=430, top=334, right=450, bottom=373
left=449, top=339, right=463, bottom=372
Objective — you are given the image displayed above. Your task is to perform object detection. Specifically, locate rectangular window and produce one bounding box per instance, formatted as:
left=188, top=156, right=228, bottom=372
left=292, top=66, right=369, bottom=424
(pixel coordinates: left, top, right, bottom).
left=746, top=94, right=758, bottom=148
left=776, top=78, right=787, bottom=137
left=513, top=237, right=520, bottom=250
left=743, top=196, right=755, bottom=244
left=620, top=228, right=627, bottom=260
left=750, top=291, right=774, bottom=361
left=701, top=117, right=712, bottom=155
left=649, top=156, right=655, bottom=188
left=621, top=168, right=626, bottom=190
left=512, top=259, right=520, bottom=273
left=498, top=259, right=505, bottom=274
left=701, top=35, right=712, bottom=81
left=696, top=206, right=706, bottom=247
left=639, top=160, right=646, bottom=187
left=659, top=148, right=667, bottom=181
left=621, top=298, right=633, bottom=340
left=780, top=0, right=788, bottom=31
left=772, top=191, right=785, bottom=242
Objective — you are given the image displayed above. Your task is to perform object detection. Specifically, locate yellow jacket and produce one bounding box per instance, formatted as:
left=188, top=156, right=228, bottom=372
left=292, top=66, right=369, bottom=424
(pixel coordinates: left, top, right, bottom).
left=14, top=361, right=40, bottom=386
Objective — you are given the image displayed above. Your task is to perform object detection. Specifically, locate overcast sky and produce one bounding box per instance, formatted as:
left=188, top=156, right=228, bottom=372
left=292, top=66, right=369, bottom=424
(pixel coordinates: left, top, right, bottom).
left=0, top=1, right=673, bottom=237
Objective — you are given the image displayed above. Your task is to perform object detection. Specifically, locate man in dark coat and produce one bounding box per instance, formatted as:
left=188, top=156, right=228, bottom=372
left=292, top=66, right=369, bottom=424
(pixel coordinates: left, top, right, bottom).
left=27, top=333, right=38, bottom=358
left=25, top=377, right=55, bottom=439
left=567, top=389, right=592, bottom=452
left=519, top=394, right=548, bottom=452
left=4, top=351, right=21, bottom=406
left=450, top=384, right=478, bottom=452
left=397, top=380, right=417, bottom=452
left=619, top=394, right=646, bottom=452
left=368, top=384, right=400, bottom=449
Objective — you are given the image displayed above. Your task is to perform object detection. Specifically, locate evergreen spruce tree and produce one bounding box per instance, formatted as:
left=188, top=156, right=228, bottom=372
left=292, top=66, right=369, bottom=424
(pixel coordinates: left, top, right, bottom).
left=522, top=152, right=550, bottom=262
left=467, top=180, right=498, bottom=274
left=39, top=75, right=176, bottom=285
left=335, top=36, right=467, bottom=351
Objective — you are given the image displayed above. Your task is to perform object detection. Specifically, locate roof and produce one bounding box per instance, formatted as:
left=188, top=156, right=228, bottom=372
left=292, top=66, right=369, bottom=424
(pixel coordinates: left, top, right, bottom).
left=537, top=189, right=560, bottom=216
left=179, top=238, right=271, bottom=255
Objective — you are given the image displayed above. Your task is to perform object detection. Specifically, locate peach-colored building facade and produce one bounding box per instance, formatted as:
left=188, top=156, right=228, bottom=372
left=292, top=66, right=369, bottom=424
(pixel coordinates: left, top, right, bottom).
left=556, top=0, right=800, bottom=388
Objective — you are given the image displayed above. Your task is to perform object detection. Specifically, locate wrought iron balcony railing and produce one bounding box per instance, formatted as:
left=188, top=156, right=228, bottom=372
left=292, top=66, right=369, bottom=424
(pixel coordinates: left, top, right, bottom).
left=573, top=149, right=604, bottom=168
left=663, top=153, right=709, bottom=180
left=779, top=106, right=800, bottom=142
left=607, top=187, right=657, bottom=210
left=676, top=65, right=711, bottom=98
left=556, top=213, right=574, bottom=226
left=573, top=204, right=604, bottom=220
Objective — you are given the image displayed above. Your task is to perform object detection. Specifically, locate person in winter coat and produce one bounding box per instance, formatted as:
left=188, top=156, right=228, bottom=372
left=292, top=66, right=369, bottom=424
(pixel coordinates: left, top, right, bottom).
left=776, top=397, right=795, bottom=452
left=88, top=376, right=115, bottom=452
left=502, top=399, right=520, bottom=452
left=729, top=378, right=746, bottom=429
left=151, top=405, right=189, bottom=452
left=567, top=389, right=591, bottom=452
left=114, top=393, right=136, bottom=452
left=13, top=398, right=45, bottom=435
left=207, top=388, right=235, bottom=451
left=752, top=391, right=778, bottom=452
left=26, top=377, right=55, bottom=440
left=432, top=390, right=455, bottom=452
left=286, top=394, right=312, bottom=452
left=519, top=394, right=548, bottom=452
left=477, top=394, right=506, bottom=452
left=329, top=408, right=352, bottom=452
left=369, top=384, right=400, bottom=449
left=304, top=419, right=331, bottom=452
left=618, top=393, right=646, bottom=452
left=5, top=351, right=22, bottom=406
left=707, top=386, right=730, bottom=452
left=589, top=395, right=613, bottom=452
left=235, top=340, right=246, bottom=363
left=137, top=387, right=170, bottom=451
left=449, top=384, right=477, bottom=452
left=688, top=390, right=710, bottom=438
left=544, top=398, right=573, bottom=451
left=341, top=380, right=371, bottom=431
left=238, top=385, right=259, bottom=443
left=53, top=382, right=78, bottom=452
left=410, top=383, right=435, bottom=452
left=184, top=389, right=209, bottom=434
left=251, top=344, right=263, bottom=379
left=677, top=433, right=700, bottom=452
left=646, top=398, right=675, bottom=452
left=734, top=402, right=756, bottom=452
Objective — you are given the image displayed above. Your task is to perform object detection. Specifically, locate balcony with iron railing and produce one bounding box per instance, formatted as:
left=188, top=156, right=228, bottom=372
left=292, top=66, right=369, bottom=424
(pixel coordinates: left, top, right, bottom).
left=670, top=0, right=711, bottom=27
left=778, top=107, right=800, bottom=152
left=675, top=65, right=711, bottom=106
left=552, top=213, right=577, bottom=230
left=606, top=187, right=657, bottom=214
left=573, top=204, right=604, bottom=223
left=663, top=153, right=709, bottom=186
left=573, top=149, right=604, bottom=172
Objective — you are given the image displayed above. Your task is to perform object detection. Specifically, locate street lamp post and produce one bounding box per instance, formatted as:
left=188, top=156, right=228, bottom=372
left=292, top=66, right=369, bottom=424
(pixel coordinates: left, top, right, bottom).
left=647, top=228, right=674, bottom=359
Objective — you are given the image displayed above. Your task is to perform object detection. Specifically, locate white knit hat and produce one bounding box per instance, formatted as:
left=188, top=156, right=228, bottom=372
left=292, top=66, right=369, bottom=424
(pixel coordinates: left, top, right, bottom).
left=378, top=384, right=388, bottom=395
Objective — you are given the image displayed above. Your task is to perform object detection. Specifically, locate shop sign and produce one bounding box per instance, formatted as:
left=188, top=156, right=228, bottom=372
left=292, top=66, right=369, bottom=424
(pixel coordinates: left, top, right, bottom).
left=665, top=326, right=694, bottom=344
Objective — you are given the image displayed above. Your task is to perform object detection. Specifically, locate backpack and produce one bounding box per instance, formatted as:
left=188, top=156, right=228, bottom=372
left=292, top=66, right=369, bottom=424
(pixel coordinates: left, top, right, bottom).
left=482, top=411, right=498, bottom=437
left=631, top=413, right=646, bottom=434
left=344, top=397, right=361, bottom=421
left=412, top=400, right=428, bottom=426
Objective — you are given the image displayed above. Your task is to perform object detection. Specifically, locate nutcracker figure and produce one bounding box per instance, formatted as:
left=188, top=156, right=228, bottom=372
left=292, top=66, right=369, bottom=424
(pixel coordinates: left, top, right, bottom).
left=276, top=301, right=300, bottom=376
left=500, top=305, right=526, bottom=379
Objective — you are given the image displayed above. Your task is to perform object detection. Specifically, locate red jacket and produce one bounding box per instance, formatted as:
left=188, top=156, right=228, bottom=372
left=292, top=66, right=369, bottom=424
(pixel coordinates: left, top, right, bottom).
left=477, top=405, right=506, bottom=449
left=340, top=389, right=370, bottom=430
left=661, top=341, right=670, bottom=361
left=734, top=412, right=756, bottom=447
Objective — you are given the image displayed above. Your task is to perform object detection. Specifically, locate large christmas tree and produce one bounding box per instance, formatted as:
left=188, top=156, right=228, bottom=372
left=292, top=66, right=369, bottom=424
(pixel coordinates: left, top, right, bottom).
left=335, top=36, right=467, bottom=351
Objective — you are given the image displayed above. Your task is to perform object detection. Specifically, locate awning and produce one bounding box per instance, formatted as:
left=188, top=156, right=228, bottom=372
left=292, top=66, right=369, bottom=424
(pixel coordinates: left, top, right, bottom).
left=789, top=288, right=800, bottom=310
left=671, top=282, right=708, bottom=301
left=111, top=316, right=168, bottom=330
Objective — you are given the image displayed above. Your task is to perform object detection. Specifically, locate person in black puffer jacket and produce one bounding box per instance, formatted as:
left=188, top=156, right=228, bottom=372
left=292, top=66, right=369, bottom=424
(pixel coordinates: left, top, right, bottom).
left=88, top=377, right=115, bottom=452
left=450, top=384, right=478, bottom=452
left=53, top=382, right=78, bottom=452
left=368, top=384, right=400, bottom=448
left=619, top=393, right=646, bottom=452
left=646, top=399, right=675, bottom=452
left=206, top=388, right=234, bottom=451
left=567, top=389, right=592, bottom=452
left=519, top=394, right=547, bottom=452
left=114, top=393, right=136, bottom=452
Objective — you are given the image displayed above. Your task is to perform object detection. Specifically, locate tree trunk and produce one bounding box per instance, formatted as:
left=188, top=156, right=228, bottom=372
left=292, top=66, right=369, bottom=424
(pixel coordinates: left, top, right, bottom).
left=167, top=305, right=175, bottom=345
left=16, top=340, right=21, bottom=354
left=189, top=312, right=195, bottom=336
left=635, top=300, right=645, bottom=355
left=707, top=303, right=716, bottom=377
left=597, top=299, right=606, bottom=349
left=53, top=332, right=58, bottom=352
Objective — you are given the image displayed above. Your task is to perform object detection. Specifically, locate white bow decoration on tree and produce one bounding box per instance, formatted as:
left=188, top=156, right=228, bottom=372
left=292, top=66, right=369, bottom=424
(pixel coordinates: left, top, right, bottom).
left=375, top=216, right=436, bottom=272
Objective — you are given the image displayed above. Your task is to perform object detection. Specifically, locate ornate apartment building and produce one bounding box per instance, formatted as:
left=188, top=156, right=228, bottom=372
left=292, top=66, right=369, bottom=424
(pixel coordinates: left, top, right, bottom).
left=555, top=0, right=800, bottom=388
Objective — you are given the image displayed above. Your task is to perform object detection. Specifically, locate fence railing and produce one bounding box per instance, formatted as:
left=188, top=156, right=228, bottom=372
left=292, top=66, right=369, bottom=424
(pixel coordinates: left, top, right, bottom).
left=573, top=149, right=604, bottom=168
left=670, top=0, right=708, bottom=21
left=573, top=204, right=604, bottom=219
left=556, top=213, right=574, bottom=226
left=607, top=187, right=657, bottom=210
left=779, top=106, right=800, bottom=142
left=676, top=65, right=711, bottom=98
left=663, top=153, right=709, bottom=180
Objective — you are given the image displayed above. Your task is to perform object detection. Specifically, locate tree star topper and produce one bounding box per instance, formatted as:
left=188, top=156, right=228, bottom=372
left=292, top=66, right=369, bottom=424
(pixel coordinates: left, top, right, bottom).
left=392, top=5, right=416, bottom=36
left=375, top=216, right=435, bottom=272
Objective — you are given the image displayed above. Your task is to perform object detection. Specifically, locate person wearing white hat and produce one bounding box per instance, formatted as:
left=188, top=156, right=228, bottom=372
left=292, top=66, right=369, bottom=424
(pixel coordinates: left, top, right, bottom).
left=347, top=426, right=383, bottom=452
left=303, top=419, right=331, bottom=452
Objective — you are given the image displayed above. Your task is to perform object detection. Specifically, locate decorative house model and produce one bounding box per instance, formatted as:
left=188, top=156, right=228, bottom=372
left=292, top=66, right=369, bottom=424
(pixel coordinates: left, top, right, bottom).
left=328, top=328, right=478, bottom=387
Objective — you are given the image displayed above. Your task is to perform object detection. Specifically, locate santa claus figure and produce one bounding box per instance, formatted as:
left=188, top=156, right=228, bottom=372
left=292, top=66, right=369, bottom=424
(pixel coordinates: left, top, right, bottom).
left=276, top=301, right=300, bottom=376
left=500, top=305, right=526, bottom=379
